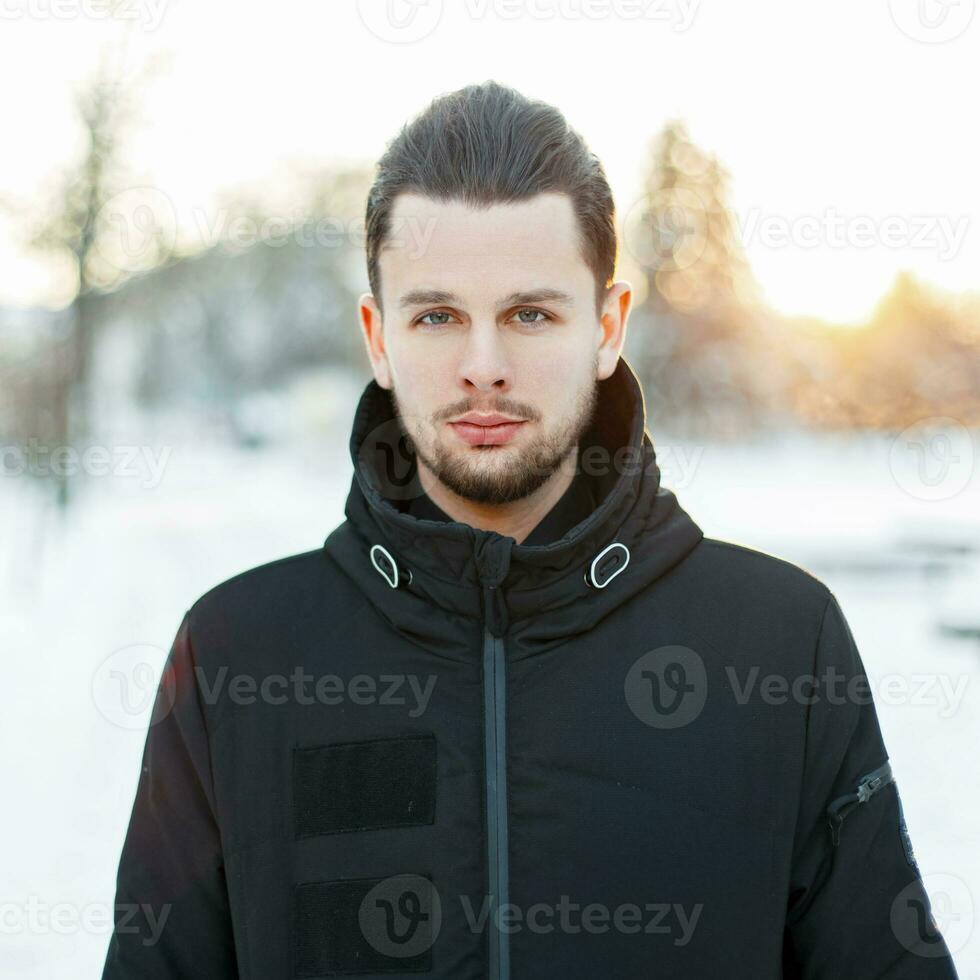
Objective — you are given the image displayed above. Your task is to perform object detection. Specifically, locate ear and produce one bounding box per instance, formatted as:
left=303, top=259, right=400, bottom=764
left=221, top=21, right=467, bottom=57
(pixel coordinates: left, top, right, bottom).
left=358, top=292, right=393, bottom=390
left=596, top=281, right=633, bottom=381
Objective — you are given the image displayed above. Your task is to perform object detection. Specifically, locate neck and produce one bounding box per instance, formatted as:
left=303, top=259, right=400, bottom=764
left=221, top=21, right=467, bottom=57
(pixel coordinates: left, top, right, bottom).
left=417, top=447, right=579, bottom=545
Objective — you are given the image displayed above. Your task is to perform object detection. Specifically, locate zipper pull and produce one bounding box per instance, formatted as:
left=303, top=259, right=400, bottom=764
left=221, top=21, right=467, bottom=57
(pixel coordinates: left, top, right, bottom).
left=826, top=760, right=894, bottom=847
left=856, top=764, right=892, bottom=802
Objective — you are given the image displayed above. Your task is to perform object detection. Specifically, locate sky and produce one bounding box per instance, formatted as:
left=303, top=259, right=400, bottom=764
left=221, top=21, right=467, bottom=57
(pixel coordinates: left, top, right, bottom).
left=0, top=0, right=977, bottom=322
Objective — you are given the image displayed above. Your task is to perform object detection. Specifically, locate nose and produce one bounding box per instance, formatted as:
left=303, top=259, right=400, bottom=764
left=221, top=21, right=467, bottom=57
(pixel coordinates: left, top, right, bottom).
left=456, top=322, right=513, bottom=393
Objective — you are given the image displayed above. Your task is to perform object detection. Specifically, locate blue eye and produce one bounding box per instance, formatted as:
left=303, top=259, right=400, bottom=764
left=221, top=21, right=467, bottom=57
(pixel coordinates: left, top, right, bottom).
left=413, top=308, right=554, bottom=329
left=416, top=311, right=455, bottom=328
left=513, top=309, right=552, bottom=326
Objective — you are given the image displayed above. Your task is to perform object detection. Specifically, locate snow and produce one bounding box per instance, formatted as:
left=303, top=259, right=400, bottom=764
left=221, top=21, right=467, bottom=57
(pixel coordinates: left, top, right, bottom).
left=2, top=409, right=977, bottom=977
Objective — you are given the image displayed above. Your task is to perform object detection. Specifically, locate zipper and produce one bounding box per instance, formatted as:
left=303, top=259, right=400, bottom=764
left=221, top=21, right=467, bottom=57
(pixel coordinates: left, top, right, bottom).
left=788, top=760, right=897, bottom=928
left=483, top=622, right=510, bottom=980
left=826, top=760, right=894, bottom=846
left=476, top=535, right=513, bottom=980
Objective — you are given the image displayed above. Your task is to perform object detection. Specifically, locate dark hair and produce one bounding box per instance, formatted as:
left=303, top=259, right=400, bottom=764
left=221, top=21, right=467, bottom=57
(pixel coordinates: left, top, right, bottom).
left=365, top=80, right=617, bottom=320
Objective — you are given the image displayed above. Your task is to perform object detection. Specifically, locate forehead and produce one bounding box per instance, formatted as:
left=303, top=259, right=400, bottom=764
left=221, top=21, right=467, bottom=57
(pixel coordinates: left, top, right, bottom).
left=379, top=191, right=592, bottom=306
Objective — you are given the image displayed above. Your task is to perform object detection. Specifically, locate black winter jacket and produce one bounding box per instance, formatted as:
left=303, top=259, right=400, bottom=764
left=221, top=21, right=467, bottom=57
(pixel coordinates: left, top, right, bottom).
left=102, top=357, right=961, bottom=979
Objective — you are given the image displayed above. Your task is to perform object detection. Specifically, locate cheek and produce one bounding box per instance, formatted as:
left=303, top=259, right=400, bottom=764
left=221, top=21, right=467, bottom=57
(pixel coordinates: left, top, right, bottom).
left=406, top=356, right=447, bottom=398
left=521, top=352, right=587, bottom=400
left=390, top=348, right=451, bottom=419
left=388, top=332, right=423, bottom=381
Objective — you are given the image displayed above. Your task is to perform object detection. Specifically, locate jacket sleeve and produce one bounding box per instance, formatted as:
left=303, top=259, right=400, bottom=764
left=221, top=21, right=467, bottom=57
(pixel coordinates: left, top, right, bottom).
left=101, top=609, right=239, bottom=979
left=782, top=592, right=961, bottom=979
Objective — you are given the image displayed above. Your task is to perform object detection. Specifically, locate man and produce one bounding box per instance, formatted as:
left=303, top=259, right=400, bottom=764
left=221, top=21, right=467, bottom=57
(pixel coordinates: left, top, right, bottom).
left=102, top=81, right=960, bottom=979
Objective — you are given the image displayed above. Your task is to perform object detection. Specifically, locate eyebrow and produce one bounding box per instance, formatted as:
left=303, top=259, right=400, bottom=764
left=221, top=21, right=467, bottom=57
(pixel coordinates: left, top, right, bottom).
left=397, top=288, right=577, bottom=313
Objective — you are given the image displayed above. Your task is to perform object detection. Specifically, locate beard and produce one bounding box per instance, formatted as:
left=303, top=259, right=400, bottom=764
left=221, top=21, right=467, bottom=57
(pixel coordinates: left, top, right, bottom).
left=392, top=355, right=600, bottom=507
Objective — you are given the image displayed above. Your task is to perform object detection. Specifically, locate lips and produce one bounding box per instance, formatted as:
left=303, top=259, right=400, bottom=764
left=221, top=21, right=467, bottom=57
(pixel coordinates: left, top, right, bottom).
left=449, top=420, right=527, bottom=447
left=453, top=413, right=523, bottom=426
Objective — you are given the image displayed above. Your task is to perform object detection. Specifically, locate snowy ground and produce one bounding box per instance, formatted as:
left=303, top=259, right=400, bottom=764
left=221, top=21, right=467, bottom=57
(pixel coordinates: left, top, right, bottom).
left=2, top=405, right=978, bottom=978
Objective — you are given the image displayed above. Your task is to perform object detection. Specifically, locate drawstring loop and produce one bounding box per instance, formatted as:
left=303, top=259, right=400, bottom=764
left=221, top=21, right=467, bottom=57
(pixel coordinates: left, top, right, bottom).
left=585, top=542, right=630, bottom=589
left=369, top=543, right=412, bottom=589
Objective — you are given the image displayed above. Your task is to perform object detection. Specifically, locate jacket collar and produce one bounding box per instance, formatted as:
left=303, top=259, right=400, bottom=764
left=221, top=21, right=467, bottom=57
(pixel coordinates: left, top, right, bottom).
left=328, top=357, right=704, bottom=651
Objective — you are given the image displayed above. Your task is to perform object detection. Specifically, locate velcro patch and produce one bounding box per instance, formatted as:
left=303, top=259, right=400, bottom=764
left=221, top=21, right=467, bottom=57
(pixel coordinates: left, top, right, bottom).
left=294, top=874, right=436, bottom=976
left=293, top=734, right=437, bottom=838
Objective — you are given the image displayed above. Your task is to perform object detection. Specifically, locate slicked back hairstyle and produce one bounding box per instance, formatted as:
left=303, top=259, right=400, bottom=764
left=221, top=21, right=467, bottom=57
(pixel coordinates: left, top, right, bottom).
left=365, top=80, right=617, bottom=321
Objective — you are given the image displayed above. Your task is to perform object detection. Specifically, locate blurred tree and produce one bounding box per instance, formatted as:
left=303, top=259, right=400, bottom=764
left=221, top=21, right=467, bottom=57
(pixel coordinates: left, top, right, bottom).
left=9, top=26, right=170, bottom=509
left=767, top=272, right=980, bottom=430
left=805, top=272, right=980, bottom=429
left=625, top=120, right=766, bottom=439
left=90, top=164, right=372, bottom=443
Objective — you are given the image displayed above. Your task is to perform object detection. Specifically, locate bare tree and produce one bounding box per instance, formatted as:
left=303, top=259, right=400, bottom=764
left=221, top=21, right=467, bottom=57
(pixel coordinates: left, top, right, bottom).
left=11, top=27, right=170, bottom=509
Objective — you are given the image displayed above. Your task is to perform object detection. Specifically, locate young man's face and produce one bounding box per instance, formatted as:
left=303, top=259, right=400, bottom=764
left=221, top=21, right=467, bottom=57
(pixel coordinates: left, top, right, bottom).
left=359, top=191, right=630, bottom=506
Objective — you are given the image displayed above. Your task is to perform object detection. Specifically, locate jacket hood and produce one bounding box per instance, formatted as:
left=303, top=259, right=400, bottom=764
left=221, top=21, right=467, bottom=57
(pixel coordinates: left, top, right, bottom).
left=325, top=357, right=704, bottom=653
